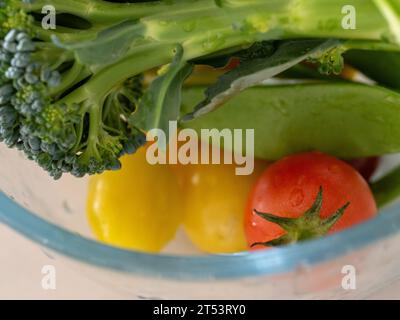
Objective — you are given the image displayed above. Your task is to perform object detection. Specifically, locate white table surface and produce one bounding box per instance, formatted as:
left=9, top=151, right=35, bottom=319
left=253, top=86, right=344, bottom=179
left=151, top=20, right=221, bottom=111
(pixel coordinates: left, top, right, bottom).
left=0, top=223, right=399, bottom=300
left=0, top=223, right=126, bottom=299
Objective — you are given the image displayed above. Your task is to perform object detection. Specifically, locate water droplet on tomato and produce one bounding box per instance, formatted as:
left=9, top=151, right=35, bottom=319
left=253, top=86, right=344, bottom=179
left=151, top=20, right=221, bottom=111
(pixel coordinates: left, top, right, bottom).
left=328, top=164, right=341, bottom=174
left=289, top=188, right=304, bottom=207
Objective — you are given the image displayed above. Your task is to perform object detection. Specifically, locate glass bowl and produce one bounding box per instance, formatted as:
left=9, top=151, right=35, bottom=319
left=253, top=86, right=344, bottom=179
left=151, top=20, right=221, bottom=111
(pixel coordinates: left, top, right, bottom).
left=1, top=143, right=400, bottom=299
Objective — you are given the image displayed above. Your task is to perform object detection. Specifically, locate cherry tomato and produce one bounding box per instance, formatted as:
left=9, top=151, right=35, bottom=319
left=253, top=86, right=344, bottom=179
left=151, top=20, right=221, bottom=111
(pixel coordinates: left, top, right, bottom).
left=87, top=146, right=184, bottom=253
left=181, top=144, right=268, bottom=253
left=245, top=152, right=377, bottom=249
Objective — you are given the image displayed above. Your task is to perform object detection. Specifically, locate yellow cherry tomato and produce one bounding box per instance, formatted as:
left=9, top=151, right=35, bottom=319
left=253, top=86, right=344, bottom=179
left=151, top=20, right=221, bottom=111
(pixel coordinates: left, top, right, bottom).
left=180, top=151, right=268, bottom=254
left=87, top=146, right=183, bottom=253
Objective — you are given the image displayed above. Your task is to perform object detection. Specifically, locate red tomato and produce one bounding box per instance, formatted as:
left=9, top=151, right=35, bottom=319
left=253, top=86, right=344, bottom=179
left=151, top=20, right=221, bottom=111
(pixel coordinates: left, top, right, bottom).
left=245, top=152, right=377, bottom=249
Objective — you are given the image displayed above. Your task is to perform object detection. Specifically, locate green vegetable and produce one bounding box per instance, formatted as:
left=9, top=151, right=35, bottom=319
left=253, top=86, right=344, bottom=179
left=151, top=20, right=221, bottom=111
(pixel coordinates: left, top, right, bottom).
left=0, top=0, right=153, bottom=179
left=371, top=166, right=400, bottom=208
left=345, top=50, right=400, bottom=89
left=130, top=45, right=193, bottom=146
left=184, top=40, right=343, bottom=121
left=181, top=84, right=400, bottom=160
left=2, top=0, right=400, bottom=179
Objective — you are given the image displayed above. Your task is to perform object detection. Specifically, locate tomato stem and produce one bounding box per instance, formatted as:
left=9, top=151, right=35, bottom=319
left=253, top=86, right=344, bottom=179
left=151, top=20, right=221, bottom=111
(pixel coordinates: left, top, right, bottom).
left=251, top=187, right=350, bottom=247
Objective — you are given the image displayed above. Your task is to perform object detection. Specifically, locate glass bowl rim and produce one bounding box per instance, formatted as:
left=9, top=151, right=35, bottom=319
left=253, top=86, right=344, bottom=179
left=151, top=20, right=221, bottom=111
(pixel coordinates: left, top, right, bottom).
left=0, top=191, right=399, bottom=280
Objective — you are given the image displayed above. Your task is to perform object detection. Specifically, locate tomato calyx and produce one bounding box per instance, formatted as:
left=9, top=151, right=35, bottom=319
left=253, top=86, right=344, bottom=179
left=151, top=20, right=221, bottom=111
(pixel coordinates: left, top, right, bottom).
left=251, top=187, right=350, bottom=247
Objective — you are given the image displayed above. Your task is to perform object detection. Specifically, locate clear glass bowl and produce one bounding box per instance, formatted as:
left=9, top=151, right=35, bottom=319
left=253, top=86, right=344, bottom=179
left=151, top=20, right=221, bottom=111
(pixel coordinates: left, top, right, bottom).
left=1, top=143, right=400, bottom=299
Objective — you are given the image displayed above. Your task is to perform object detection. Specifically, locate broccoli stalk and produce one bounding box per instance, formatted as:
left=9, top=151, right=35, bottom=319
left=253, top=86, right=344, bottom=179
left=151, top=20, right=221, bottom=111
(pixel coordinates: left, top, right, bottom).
left=20, top=0, right=184, bottom=23
left=1, top=0, right=400, bottom=179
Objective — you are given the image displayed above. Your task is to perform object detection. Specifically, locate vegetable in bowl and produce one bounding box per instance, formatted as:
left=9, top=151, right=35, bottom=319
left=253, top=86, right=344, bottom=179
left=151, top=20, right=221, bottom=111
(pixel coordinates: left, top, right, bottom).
left=2, top=0, right=400, bottom=251
left=245, top=152, right=377, bottom=248
left=1, top=0, right=400, bottom=179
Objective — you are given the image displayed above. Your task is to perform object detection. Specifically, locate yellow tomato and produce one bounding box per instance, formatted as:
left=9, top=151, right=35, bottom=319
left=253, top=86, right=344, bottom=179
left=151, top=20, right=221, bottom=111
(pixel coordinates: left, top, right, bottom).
left=87, top=146, right=183, bottom=253
left=181, top=157, right=268, bottom=254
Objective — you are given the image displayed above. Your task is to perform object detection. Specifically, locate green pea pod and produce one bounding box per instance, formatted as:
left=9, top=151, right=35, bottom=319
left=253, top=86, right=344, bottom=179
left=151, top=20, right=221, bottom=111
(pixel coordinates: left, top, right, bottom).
left=181, top=83, right=400, bottom=161
left=345, top=50, right=400, bottom=89
left=371, top=166, right=400, bottom=208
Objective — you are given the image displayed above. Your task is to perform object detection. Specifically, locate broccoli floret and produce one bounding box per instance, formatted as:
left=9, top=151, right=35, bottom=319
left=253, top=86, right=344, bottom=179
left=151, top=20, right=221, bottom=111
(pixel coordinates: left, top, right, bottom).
left=0, top=0, right=146, bottom=179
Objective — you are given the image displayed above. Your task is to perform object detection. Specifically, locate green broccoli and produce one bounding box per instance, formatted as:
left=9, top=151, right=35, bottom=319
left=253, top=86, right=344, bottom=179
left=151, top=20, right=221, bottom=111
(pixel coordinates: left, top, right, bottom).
left=0, top=0, right=149, bottom=179
left=1, top=0, right=400, bottom=179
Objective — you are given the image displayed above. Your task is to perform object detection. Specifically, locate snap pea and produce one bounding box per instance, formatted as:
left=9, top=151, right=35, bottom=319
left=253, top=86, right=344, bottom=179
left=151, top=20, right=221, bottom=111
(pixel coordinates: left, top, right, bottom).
left=345, top=50, right=400, bottom=90
left=181, top=83, right=400, bottom=161
left=371, top=166, right=400, bottom=208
